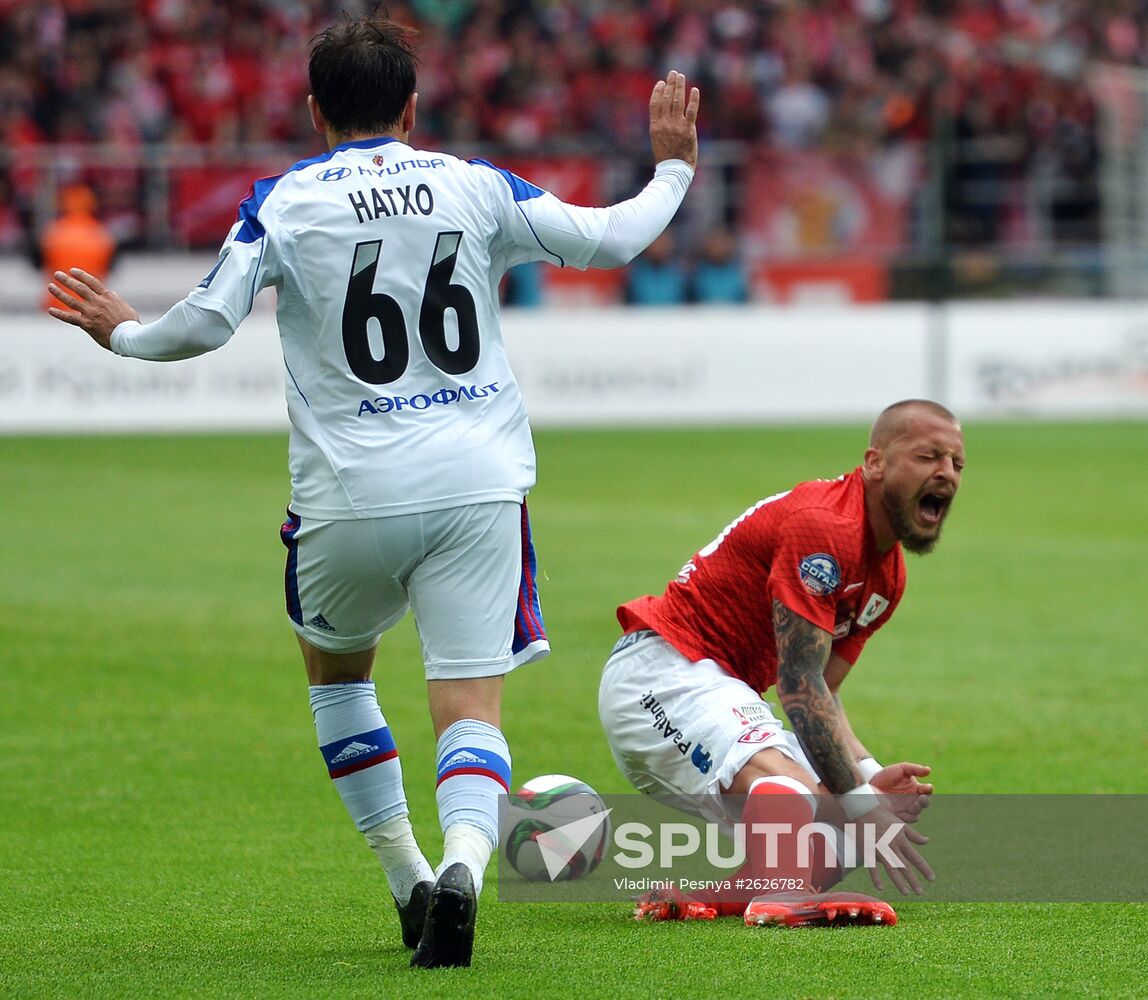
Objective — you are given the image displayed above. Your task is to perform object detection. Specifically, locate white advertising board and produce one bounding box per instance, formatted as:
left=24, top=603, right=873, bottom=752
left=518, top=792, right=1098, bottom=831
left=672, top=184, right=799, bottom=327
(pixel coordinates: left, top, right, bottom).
left=2, top=301, right=1147, bottom=433
left=503, top=305, right=931, bottom=426
left=943, top=302, right=1148, bottom=417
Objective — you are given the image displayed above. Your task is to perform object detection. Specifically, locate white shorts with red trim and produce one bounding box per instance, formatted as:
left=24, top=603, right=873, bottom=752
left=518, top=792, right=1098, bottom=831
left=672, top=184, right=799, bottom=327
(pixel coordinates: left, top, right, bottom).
left=280, top=500, right=548, bottom=679
left=598, top=631, right=816, bottom=823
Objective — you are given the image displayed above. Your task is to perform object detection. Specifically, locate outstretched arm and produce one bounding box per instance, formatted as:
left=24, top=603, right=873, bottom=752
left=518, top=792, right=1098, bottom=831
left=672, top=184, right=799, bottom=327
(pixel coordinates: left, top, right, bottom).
left=48, top=268, right=237, bottom=361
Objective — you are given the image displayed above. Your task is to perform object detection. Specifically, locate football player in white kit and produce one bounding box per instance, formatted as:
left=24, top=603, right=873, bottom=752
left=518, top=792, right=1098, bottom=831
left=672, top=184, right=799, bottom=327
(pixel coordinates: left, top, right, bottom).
left=47, top=13, right=700, bottom=969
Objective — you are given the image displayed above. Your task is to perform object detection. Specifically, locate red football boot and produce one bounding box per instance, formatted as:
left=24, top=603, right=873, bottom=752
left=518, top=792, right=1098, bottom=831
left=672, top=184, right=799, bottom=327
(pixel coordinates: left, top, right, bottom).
left=744, top=891, right=897, bottom=928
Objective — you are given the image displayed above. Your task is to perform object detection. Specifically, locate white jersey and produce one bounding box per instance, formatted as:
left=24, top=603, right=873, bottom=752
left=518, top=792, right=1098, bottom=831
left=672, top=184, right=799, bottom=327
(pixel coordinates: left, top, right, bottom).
left=114, top=137, right=693, bottom=519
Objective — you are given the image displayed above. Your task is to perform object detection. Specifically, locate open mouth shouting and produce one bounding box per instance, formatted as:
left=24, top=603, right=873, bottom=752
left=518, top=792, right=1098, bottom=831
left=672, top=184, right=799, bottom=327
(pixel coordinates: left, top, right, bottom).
left=881, top=483, right=956, bottom=555
left=917, top=489, right=952, bottom=528
left=892, top=486, right=954, bottom=554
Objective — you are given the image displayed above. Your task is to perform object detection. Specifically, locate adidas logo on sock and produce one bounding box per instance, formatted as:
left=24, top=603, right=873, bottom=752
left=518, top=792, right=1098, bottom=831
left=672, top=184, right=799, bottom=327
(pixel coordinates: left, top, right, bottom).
left=330, top=740, right=380, bottom=765
left=443, top=749, right=486, bottom=768
left=309, top=614, right=336, bottom=632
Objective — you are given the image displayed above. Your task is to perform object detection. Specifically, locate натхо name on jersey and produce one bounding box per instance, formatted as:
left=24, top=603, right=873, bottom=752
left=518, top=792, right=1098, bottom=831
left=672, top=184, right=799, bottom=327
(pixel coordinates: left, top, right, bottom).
left=348, top=183, right=435, bottom=224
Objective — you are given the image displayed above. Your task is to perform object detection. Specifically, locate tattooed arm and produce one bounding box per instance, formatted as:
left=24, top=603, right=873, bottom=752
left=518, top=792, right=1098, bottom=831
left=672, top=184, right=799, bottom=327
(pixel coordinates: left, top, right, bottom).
left=772, top=598, right=862, bottom=795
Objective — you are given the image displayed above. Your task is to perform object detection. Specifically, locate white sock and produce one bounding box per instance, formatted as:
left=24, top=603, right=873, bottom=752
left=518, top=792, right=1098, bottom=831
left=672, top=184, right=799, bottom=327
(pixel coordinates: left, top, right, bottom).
left=438, top=822, right=495, bottom=897
left=364, top=814, right=435, bottom=905
left=434, top=718, right=512, bottom=895
left=309, top=682, right=432, bottom=899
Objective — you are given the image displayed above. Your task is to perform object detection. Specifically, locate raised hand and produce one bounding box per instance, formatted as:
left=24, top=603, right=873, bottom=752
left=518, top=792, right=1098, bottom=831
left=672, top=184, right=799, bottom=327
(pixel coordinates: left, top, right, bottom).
left=649, top=70, right=700, bottom=170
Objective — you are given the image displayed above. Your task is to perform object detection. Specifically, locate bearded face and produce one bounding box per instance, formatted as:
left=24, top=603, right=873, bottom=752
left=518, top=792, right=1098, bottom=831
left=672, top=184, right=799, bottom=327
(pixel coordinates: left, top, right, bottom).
left=868, top=408, right=964, bottom=555
left=881, top=478, right=952, bottom=554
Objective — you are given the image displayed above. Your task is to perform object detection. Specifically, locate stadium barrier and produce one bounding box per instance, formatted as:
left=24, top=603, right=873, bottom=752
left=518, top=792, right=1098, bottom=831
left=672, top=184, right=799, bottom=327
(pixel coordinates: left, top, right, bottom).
left=3, top=300, right=1147, bottom=433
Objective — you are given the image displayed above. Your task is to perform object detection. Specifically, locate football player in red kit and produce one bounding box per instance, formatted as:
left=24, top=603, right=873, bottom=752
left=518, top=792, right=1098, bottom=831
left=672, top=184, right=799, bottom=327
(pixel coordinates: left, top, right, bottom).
left=599, top=399, right=965, bottom=926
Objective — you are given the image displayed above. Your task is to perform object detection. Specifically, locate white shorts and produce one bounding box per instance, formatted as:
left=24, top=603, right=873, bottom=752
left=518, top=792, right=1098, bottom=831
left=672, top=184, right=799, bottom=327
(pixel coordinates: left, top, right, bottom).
left=280, top=500, right=549, bottom=679
left=598, top=631, right=816, bottom=823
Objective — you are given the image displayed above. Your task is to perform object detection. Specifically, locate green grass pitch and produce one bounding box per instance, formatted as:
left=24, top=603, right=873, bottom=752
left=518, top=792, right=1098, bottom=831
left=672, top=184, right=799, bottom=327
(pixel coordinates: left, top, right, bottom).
left=2, top=422, right=1146, bottom=998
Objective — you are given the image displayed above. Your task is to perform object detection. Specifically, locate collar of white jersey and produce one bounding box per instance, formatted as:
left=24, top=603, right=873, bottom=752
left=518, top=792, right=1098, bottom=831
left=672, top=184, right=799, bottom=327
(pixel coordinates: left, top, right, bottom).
left=332, top=136, right=404, bottom=153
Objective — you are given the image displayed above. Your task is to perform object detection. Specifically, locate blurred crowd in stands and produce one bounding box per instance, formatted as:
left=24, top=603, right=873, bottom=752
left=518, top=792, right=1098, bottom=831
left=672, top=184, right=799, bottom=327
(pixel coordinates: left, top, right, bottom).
left=2, top=0, right=1146, bottom=297
left=0, top=1, right=1134, bottom=152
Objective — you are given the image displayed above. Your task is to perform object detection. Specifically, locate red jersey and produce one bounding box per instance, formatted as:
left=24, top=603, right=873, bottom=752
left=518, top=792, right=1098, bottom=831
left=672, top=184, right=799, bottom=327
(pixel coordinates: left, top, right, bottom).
left=617, top=468, right=905, bottom=694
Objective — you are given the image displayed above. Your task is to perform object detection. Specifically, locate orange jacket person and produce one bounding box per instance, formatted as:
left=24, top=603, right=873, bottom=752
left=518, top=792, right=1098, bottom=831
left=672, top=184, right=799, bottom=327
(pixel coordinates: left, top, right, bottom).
left=39, top=185, right=115, bottom=312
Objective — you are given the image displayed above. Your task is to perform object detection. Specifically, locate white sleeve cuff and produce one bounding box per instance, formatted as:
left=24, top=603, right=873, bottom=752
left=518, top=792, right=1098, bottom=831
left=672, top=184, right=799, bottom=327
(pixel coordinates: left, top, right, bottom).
left=109, top=319, right=141, bottom=356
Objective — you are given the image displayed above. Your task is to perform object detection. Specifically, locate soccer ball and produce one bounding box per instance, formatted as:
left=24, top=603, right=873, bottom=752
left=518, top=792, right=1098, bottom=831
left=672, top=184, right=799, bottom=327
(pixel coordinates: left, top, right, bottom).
left=504, top=774, right=610, bottom=882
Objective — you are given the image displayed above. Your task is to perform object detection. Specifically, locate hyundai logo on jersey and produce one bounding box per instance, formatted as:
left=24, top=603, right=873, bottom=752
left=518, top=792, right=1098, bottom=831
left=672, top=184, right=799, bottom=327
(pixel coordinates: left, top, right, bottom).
left=317, top=166, right=352, bottom=181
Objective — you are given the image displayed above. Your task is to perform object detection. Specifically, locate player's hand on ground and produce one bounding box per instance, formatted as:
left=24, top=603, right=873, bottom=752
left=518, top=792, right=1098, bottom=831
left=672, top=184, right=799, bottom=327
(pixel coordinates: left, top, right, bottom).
left=47, top=268, right=140, bottom=351
left=872, top=762, right=933, bottom=823
left=648, top=70, right=700, bottom=169
left=859, top=803, right=934, bottom=896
